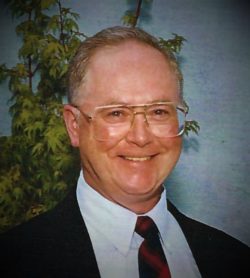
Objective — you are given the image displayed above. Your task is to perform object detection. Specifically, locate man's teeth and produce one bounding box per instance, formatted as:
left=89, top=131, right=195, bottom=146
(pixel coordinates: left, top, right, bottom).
left=123, top=156, right=151, bottom=161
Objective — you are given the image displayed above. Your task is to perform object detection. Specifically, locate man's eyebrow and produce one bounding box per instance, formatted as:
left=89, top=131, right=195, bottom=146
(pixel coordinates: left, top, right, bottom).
left=100, top=99, right=172, bottom=106
left=151, top=99, right=172, bottom=103
left=102, top=100, right=129, bottom=106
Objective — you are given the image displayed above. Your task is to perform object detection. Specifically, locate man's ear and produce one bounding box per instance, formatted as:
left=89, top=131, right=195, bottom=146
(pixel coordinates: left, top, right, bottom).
left=63, top=104, right=80, bottom=147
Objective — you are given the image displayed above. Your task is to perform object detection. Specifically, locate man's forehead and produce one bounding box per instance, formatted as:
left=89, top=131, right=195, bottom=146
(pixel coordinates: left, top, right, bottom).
left=88, top=40, right=169, bottom=68
left=76, top=40, right=180, bottom=106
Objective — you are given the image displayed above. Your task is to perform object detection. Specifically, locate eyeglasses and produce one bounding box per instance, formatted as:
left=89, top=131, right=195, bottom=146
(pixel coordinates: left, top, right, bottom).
left=73, top=102, right=189, bottom=141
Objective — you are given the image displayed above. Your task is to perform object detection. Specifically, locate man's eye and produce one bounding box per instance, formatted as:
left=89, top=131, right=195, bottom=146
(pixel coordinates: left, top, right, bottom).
left=151, top=109, right=171, bottom=118
left=148, top=106, right=173, bottom=121
left=109, top=110, right=123, bottom=117
left=101, top=108, right=130, bottom=123
left=154, top=109, right=168, bottom=115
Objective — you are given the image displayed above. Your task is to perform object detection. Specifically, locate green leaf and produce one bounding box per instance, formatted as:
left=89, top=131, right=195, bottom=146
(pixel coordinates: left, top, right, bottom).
left=47, top=15, right=60, bottom=33
left=24, top=121, right=44, bottom=139
left=159, top=34, right=187, bottom=53
left=16, top=63, right=27, bottom=77
left=184, top=120, right=200, bottom=136
left=13, top=187, right=24, bottom=200
left=44, top=123, right=67, bottom=153
left=64, top=18, right=79, bottom=32
left=70, top=12, right=80, bottom=21
left=0, top=64, right=8, bottom=83
left=122, top=11, right=136, bottom=26
left=31, top=142, right=45, bottom=156
left=41, top=0, right=57, bottom=10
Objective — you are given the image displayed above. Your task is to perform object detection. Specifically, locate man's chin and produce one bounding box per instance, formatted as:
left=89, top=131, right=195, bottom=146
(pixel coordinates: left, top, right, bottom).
left=113, top=179, right=163, bottom=214
left=115, top=174, right=162, bottom=196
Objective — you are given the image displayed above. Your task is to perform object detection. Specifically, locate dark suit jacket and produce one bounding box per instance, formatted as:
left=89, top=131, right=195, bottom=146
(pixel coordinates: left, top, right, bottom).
left=1, top=187, right=249, bottom=278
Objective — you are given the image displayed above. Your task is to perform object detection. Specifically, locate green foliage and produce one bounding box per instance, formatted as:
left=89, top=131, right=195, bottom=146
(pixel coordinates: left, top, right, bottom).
left=122, top=10, right=138, bottom=27
left=0, top=0, right=82, bottom=233
left=122, top=0, right=153, bottom=27
left=184, top=120, right=200, bottom=136
left=158, top=34, right=187, bottom=54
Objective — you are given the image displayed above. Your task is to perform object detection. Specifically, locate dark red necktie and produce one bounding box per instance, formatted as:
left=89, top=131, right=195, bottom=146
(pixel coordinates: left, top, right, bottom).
left=135, top=216, right=171, bottom=278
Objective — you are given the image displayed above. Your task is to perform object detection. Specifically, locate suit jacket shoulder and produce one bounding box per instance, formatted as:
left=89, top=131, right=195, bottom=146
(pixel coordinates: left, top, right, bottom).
left=168, top=200, right=250, bottom=278
left=0, top=188, right=100, bottom=278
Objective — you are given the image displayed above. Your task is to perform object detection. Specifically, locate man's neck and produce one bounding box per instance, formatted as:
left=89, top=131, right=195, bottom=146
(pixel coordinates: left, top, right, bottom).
left=86, top=180, right=164, bottom=214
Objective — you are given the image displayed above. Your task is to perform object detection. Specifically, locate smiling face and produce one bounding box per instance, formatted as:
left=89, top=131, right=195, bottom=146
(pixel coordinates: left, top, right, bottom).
left=64, top=40, right=182, bottom=213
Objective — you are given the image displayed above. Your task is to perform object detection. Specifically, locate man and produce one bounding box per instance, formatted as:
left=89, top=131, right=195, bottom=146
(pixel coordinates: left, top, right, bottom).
left=1, top=26, right=249, bottom=278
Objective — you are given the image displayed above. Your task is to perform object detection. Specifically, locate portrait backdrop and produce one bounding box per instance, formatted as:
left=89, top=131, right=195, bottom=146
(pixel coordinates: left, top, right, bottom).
left=0, top=0, right=249, bottom=245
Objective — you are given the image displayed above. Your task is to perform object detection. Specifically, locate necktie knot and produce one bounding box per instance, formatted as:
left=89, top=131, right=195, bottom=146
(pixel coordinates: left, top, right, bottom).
left=135, top=216, right=159, bottom=240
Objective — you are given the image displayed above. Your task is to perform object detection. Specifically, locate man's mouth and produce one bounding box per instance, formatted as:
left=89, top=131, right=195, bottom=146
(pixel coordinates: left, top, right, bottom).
left=120, top=156, right=153, bottom=162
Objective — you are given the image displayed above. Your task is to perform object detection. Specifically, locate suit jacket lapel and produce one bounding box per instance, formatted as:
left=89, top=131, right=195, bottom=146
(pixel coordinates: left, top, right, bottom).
left=49, top=186, right=101, bottom=277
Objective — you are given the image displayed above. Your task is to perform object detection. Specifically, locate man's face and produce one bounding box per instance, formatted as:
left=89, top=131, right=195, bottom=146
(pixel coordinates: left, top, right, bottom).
left=64, top=41, right=182, bottom=213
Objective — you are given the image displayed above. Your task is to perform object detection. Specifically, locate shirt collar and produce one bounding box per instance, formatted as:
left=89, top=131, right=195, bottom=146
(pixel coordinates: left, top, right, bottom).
left=76, top=171, right=169, bottom=255
left=142, top=188, right=171, bottom=244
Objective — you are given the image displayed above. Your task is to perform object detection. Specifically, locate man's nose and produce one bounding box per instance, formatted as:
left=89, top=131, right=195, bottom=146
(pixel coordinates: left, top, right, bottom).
left=125, top=113, right=153, bottom=147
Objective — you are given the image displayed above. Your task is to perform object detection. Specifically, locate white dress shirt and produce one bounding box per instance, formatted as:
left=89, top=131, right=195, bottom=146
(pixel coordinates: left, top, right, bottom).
left=76, top=171, right=201, bottom=278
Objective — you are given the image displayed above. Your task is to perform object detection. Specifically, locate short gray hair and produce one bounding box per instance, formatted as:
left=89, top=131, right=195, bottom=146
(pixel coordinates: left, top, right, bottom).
left=67, top=26, right=183, bottom=104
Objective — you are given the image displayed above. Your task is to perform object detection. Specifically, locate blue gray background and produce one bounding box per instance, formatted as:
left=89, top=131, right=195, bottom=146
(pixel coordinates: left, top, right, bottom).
left=0, top=0, right=249, bottom=245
